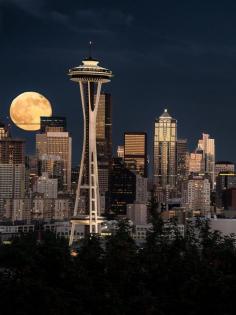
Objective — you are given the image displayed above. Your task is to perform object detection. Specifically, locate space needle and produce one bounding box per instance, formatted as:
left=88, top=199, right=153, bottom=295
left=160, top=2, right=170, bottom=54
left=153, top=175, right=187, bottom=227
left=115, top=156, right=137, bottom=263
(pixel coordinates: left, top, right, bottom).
left=68, top=44, right=113, bottom=245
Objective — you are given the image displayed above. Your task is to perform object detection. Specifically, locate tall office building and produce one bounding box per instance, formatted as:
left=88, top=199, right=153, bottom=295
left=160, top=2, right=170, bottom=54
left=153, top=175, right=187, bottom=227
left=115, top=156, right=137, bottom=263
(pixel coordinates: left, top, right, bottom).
left=40, top=116, right=67, bottom=133
left=96, top=92, right=112, bottom=211
left=182, top=175, right=211, bottom=216
left=124, top=132, right=147, bottom=177
left=0, top=164, right=25, bottom=218
left=68, top=53, right=112, bottom=243
left=109, top=158, right=136, bottom=215
left=96, top=92, right=112, bottom=162
left=176, top=139, right=188, bottom=192
left=153, top=109, right=177, bottom=188
left=198, top=133, right=215, bottom=187
left=0, top=138, right=25, bottom=164
left=36, top=132, right=72, bottom=191
left=109, top=158, right=148, bottom=215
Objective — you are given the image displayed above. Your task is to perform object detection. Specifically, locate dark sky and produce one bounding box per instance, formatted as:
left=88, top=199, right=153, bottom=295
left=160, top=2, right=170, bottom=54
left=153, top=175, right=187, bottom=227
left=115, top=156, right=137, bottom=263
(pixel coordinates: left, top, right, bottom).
left=1, top=0, right=236, bottom=166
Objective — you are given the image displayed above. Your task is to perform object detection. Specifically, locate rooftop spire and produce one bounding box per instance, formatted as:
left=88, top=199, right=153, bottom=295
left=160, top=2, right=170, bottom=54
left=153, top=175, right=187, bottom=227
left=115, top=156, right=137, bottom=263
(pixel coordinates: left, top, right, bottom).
left=160, top=108, right=172, bottom=118
left=89, top=41, right=92, bottom=59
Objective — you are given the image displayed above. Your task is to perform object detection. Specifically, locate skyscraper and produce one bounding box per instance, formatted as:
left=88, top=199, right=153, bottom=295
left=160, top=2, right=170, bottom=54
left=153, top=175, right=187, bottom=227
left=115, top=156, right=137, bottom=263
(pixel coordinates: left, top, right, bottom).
left=182, top=174, right=211, bottom=216
left=96, top=92, right=112, bottom=211
left=68, top=53, right=112, bottom=243
left=0, top=138, right=25, bottom=164
left=124, top=132, right=147, bottom=177
left=176, top=139, right=188, bottom=193
left=96, top=92, right=112, bottom=162
left=109, top=158, right=136, bottom=215
left=216, top=172, right=236, bottom=208
left=0, top=164, right=25, bottom=218
left=198, top=133, right=215, bottom=187
left=36, top=131, right=72, bottom=191
left=153, top=109, right=177, bottom=188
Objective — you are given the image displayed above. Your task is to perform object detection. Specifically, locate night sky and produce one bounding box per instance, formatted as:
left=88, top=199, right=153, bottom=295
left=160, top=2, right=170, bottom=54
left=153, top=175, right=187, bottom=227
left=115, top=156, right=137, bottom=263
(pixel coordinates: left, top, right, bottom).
left=1, top=0, right=236, bottom=166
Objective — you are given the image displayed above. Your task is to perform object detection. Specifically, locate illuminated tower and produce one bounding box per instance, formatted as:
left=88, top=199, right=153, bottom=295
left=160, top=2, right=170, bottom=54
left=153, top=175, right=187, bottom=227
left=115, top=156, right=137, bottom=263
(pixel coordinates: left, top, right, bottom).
left=68, top=51, right=112, bottom=244
left=198, top=133, right=215, bottom=188
left=153, top=109, right=177, bottom=188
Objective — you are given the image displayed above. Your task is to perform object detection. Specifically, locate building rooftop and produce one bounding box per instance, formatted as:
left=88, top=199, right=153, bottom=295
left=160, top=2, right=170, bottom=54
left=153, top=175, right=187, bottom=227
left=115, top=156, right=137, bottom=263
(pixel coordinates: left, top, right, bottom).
left=160, top=108, right=172, bottom=118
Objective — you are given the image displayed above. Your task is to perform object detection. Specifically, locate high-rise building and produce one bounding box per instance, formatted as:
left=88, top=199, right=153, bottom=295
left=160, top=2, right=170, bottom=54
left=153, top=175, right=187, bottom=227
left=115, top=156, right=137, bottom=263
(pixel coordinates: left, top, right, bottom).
left=96, top=92, right=112, bottom=162
left=68, top=54, right=112, bottom=243
left=176, top=139, right=188, bottom=193
left=0, top=164, right=25, bottom=218
left=36, top=132, right=72, bottom=191
left=198, top=133, right=215, bottom=187
left=96, top=92, right=112, bottom=211
left=182, top=174, right=211, bottom=216
left=0, top=138, right=25, bottom=164
left=109, top=158, right=148, bottom=215
left=153, top=109, right=177, bottom=188
left=124, top=132, right=147, bottom=177
left=109, top=158, right=136, bottom=215
left=40, top=116, right=67, bottom=133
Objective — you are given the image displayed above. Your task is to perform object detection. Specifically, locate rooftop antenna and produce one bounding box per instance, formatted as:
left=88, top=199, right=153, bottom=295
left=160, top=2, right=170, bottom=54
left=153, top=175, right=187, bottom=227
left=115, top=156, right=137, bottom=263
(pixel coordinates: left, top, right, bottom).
left=89, top=41, right=92, bottom=59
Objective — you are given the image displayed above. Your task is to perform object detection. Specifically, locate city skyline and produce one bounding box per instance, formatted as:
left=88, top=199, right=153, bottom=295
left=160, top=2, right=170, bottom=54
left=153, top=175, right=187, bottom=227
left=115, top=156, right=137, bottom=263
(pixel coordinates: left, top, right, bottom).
left=1, top=1, right=236, bottom=163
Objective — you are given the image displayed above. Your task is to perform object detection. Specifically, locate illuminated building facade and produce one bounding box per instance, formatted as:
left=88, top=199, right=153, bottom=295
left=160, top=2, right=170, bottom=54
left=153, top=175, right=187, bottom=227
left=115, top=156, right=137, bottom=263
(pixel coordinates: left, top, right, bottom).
left=182, top=175, right=211, bottom=216
left=153, top=109, right=177, bottom=188
left=68, top=54, right=112, bottom=243
left=36, top=132, right=72, bottom=191
left=198, top=133, right=215, bottom=187
left=176, top=139, right=188, bottom=193
left=188, top=152, right=204, bottom=174
left=96, top=92, right=112, bottom=162
left=96, top=92, right=112, bottom=211
left=124, top=132, right=147, bottom=177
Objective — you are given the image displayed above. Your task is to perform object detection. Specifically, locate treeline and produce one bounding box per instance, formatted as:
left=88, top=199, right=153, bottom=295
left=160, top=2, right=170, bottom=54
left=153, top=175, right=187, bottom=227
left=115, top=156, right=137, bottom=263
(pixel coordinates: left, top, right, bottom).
left=0, top=214, right=236, bottom=315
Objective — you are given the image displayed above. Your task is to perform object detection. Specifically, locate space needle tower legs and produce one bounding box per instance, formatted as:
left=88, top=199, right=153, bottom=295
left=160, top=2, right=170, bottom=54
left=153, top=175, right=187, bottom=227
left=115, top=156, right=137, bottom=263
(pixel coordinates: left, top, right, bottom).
left=68, top=51, right=113, bottom=246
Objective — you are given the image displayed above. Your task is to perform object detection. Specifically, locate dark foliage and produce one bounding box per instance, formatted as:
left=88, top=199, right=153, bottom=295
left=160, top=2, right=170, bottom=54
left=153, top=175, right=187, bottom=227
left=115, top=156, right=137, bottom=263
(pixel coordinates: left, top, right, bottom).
left=1, top=210, right=236, bottom=315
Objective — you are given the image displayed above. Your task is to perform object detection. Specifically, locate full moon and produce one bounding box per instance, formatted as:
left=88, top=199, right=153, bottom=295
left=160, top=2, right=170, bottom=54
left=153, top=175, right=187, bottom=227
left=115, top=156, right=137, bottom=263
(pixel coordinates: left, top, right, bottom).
left=10, top=92, right=52, bottom=131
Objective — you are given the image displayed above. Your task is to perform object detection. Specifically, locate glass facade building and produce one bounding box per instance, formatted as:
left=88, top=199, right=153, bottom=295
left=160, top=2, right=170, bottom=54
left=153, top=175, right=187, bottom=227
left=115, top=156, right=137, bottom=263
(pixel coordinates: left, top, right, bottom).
left=124, top=132, right=147, bottom=177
